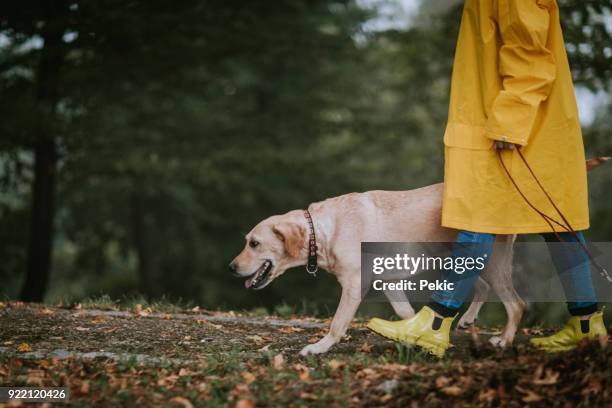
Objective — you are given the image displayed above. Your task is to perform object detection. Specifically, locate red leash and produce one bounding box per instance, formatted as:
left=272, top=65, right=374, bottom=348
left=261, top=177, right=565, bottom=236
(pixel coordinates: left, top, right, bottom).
left=497, top=148, right=612, bottom=284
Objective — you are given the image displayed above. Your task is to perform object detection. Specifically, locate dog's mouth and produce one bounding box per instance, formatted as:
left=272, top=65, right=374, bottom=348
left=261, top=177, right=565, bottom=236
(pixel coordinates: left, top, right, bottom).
left=244, top=260, right=273, bottom=290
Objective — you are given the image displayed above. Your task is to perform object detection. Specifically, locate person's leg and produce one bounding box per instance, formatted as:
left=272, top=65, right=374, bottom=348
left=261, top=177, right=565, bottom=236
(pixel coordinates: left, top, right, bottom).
left=531, top=231, right=606, bottom=352
left=541, top=231, right=597, bottom=315
left=367, top=230, right=496, bottom=357
left=429, top=230, right=496, bottom=317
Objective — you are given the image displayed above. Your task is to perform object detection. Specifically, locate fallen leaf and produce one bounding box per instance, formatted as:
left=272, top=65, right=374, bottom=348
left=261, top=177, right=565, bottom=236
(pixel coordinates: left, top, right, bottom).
left=75, top=326, right=90, bottom=332
left=246, top=335, right=264, bottom=344
left=235, top=400, right=255, bottom=408
left=258, top=344, right=271, bottom=352
left=380, top=363, right=410, bottom=373
left=169, top=396, right=195, bottom=408
left=234, top=383, right=249, bottom=394
left=516, top=386, right=542, bottom=403
left=79, top=380, right=90, bottom=395
left=17, top=343, right=32, bottom=353
left=522, top=391, right=543, bottom=403
left=294, top=364, right=310, bottom=381
left=360, top=342, right=373, bottom=353
left=357, top=368, right=376, bottom=379
left=191, top=306, right=200, bottom=312
left=435, top=376, right=451, bottom=388
left=441, top=385, right=464, bottom=397
left=134, top=304, right=152, bottom=317
left=157, top=374, right=179, bottom=387
left=298, top=391, right=318, bottom=400
left=478, top=388, right=497, bottom=403
left=241, top=371, right=256, bottom=384
left=197, top=320, right=223, bottom=330
left=533, top=369, right=559, bottom=385
left=279, top=326, right=304, bottom=334
left=179, top=368, right=196, bottom=377
left=327, top=359, right=344, bottom=372
left=272, top=354, right=285, bottom=370
left=40, top=308, right=55, bottom=315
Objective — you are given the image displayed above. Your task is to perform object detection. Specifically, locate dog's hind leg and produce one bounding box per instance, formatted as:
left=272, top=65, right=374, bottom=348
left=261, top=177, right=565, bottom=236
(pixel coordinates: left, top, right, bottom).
left=489, top=285, right=524, bottom=347
left=484, top=235, right=524, bottom=347
left=384, top=287, right=415, bottom=319
left=299, top=277, right=361, bottom=356
left=457, top=277, right=490, bottom=329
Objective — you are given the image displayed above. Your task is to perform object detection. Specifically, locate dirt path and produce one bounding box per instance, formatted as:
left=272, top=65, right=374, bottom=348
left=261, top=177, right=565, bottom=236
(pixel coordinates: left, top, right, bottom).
left=0, top=302, right=610, bottom=407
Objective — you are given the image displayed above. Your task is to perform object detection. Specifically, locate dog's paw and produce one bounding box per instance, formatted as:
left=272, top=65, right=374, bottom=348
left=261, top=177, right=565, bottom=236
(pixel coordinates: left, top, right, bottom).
left=299, top=342, right=330, bottom=356
left=488, top=335, right=509, bottom=348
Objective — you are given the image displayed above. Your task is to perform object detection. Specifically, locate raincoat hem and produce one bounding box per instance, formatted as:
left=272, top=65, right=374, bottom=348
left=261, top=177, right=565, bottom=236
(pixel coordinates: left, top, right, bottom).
left=441, top=217, right=590, bottom=235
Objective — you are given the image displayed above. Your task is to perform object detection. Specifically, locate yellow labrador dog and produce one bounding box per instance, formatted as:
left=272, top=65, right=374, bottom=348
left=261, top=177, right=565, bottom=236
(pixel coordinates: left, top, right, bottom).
left=230, top=184, right=519, bottom=355
left=230, top=158, right=608, bottom=356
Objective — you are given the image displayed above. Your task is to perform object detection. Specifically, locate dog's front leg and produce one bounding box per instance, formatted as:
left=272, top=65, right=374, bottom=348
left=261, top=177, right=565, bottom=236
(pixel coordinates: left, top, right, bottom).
left=299, top=280, right=361, bottom=356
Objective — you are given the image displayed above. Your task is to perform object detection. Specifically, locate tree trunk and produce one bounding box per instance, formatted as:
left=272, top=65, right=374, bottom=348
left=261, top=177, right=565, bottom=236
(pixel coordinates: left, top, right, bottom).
left=21, top=140, right=57, bottom=301
left=20, top=1, right=65, bottom=301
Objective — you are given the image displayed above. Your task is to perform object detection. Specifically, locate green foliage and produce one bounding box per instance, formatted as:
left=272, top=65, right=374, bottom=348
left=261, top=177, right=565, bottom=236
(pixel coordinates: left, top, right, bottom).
left=559, top=0, right=612, bottom=90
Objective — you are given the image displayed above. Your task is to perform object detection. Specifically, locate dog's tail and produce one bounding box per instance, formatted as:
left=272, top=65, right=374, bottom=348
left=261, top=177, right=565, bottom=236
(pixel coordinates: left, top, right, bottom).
left=586, top=156, right=610, bottom=172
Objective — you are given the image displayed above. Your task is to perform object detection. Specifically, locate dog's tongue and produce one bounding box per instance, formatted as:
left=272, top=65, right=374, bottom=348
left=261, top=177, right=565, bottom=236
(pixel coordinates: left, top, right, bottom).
left=245, top=270, right=260, bottom=288
left=244, top=262, right=267, bottom=289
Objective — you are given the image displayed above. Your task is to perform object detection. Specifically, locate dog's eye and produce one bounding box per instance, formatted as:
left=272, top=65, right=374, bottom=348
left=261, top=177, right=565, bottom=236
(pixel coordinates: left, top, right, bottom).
left=249, top=240, right=260, bottom=248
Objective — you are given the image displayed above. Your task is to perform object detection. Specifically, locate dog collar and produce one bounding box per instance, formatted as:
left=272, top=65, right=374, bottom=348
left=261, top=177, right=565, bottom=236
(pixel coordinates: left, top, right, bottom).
left=303, top=209, right=318, bottom=276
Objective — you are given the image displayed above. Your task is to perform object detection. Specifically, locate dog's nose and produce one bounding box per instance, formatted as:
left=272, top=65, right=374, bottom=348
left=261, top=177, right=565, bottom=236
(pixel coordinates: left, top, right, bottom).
left=228, top=261, right=238, bottom=274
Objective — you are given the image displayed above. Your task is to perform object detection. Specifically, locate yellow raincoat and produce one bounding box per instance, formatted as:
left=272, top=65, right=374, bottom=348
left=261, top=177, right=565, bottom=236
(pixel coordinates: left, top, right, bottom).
left=441, top=0, right=589, bottom=234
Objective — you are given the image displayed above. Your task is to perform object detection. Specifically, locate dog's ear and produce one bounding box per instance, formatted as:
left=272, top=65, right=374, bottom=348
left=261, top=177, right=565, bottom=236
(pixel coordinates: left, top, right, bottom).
left=273, top=222, right=305, bottom=259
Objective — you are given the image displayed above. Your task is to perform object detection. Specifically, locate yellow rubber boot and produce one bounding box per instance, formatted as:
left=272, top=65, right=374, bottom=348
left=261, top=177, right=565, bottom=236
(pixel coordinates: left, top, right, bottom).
left=530, top=311, right=607, bottom=353
left=367, top=306, right=455, bottom=357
